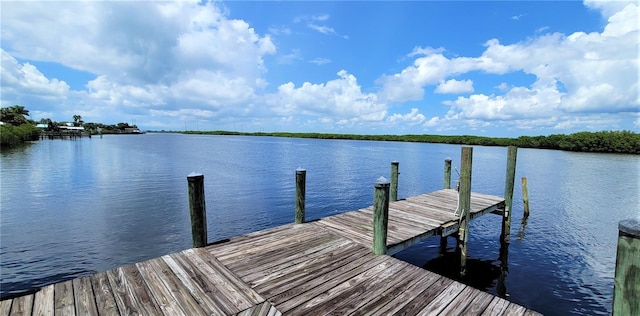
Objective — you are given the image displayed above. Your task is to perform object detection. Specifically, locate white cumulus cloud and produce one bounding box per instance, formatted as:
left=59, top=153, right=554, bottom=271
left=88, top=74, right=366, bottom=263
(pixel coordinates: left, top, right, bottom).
left=0, top=1, right=275, bottom=127
left=435, top=79, right=474, bottom=94
left=269, top=70, right=387, bottom=122
left=380, top=1, right=639, bottom=130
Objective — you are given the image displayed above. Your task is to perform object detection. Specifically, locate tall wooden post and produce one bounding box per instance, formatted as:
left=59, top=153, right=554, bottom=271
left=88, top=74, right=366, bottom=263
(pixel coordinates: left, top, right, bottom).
left=501, top=146, right=518, bottom=244
left=187, top=172, right=207, bottom=248
left=295, top=168, right=306, bottom=224
left=390, top=161, right=399, bottom=202
left=613, top=219, right=640, bottom=315
left=444, top=158, right=452, bottom=190
left=521, top=177, right=530, bottom=220
left=458, top=147, right=473, bottom=277
left=440, top=159, right=453, bottom=255
left=373, top=176, right=390, bottom=255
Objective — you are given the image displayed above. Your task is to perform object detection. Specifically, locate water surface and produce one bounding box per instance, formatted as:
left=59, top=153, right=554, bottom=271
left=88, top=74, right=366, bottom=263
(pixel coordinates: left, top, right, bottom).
left=1, top=134, right=638, bottom=315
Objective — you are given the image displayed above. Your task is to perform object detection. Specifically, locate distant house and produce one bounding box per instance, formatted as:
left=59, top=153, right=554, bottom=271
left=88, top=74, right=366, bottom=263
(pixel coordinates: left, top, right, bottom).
left=123, top=127, right=143, bottom=134
left=36, top=124, right=48, bottom=129
left=59, top=126, right=85, bottom=131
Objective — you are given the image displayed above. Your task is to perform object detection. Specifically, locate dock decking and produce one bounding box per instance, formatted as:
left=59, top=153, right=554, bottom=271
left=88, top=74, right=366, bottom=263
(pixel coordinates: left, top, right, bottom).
left=0, top=189, right=539, bottom=315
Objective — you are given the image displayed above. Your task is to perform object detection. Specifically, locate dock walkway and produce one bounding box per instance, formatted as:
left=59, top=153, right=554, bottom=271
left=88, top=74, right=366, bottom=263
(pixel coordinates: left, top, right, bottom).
left=0, top=190, right=540, bottom=315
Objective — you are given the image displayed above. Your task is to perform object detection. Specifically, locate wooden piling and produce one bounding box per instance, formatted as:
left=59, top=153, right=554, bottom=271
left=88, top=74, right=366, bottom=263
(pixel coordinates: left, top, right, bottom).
left=521, top=177, right=530, bottom=219
left=440, top=159, right=453, bottom=255
left=373, top=176, right=390, bottom=255
left=295, top=168, right=306, bottom=224
left=613, top=219, right=640, bottom=316
left=458, top=147, right=473, bottom=277
left=187, top=172, right=207, bottom=248
left=444, top=159, right=452, bottom=190
left=501, top=146, right=518, bottom=244
left=390, top=161, right=399, bottom=202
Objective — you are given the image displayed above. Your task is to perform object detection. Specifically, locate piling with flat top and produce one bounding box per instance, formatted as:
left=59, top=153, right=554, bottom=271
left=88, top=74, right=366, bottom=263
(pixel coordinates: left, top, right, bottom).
left=440, top=158, right=453, bottom=255
left=444, top=159, right=452, bottom=190
left=373, top=177, right=390, bottom=255
left=501, top=146, right=518, bottom=244
left=390, top=161, right=399, bottom=202
left=458, top=147, right=473, bottom=276
left=521, top=177, right=530, bottom=220
left=187, top=172, right=207, bottom=248
left=613, top=219, right=640, bottom=316
left=295, top=168, right=306, bottom=224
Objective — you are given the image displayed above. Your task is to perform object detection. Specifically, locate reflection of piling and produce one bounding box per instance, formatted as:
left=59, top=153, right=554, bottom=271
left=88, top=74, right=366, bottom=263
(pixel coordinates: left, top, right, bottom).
left=457, top=147, right=472, bottom=277
left=521, top=177, right=530, bottom=220
left=372, top=177, right=390, bottom=255
left=187, top=173, right=207, bottom=248
left=613, top=219, right=639, bottom=315
left=497, top=238, right=509, bottom=298
left=295, top=168, right=306, bottom=224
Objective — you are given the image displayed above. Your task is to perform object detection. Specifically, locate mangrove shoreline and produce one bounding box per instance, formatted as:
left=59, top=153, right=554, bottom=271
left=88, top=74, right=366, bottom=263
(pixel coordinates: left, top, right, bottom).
left=178, top=130, right=640, bottom=154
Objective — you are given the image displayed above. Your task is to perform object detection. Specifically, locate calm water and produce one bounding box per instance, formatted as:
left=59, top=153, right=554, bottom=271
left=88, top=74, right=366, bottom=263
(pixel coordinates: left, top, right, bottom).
left=1, top=134, right=638, bottom=315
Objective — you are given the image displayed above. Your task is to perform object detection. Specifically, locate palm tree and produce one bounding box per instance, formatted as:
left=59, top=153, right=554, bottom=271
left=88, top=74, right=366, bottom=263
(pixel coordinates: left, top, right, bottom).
left=0, top=105, right=30, bottom=126
left=73, top=115, right=83, bottom=126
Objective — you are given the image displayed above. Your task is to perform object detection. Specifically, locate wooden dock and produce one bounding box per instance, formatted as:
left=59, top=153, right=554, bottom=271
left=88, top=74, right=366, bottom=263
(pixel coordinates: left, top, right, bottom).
left=0, top=189, right=540, bottom=315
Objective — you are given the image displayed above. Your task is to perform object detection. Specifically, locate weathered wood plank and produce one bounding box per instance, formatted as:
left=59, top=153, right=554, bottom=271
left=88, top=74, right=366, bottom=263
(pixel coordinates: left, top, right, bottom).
left=481, top=297, right=511, bottom=316
left=240, top=237, right=354, bottom=285
left=423, top=285, right=480, bottom=316
left=9, top=294, right=33, bottom=316
left=327, top=262, right=419, bottom=315
left=255, top=244, right=371, bottom=298
left=209, top=224, right=309, bottom=260
left=285, top=256, right=400, bottom=315
left=137, top=258, right=207, bottom=315
left=72, top=276, right=98, bottom=316
left=214, top=228, right=321, bottom=264
left=0, top=299, right=12, bottom=316
left=235, top=301, right=281, bottom=316
left=150, top=257, right=211, bottom=315
left=272, top=254, right=388, bottom=312
left=378, top=276, right=454, bottom=315
left=413, top=280, right=466, bottom=315
left=162, top=254, right=227, bottom=315
left=363, top=205, right=442, bottom=230
left=106, top=265, right=162, bottom=315
left=53, top=280, right=74, bottom=316
left=460, top=290, right=495, bottom=315
left=167, top=252, right=236, bottom=315
left=183, top=248, right=263, bottom=312
left=209, top=223, right=295, bottom=250
left=32, top=285, right=54, bottom=316
left=318, top=218, right=373, bottom=245
left=503, top=303, right=527, bottom=316
left=350, top=269, right=441, bottom=315
left=227, top=233, right=340, bottom=275
left=89, top=272, right=118, bottom=316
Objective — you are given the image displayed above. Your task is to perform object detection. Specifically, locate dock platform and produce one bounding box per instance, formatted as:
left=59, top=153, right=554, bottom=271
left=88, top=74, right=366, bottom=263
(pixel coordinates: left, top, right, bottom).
left=0, top=189, right=540, bottom=315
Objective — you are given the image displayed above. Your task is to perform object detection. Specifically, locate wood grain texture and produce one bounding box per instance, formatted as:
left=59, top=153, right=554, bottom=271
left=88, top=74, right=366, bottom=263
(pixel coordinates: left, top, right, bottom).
left=32, top=285, right=54, bottom=316
left=72, top=277, right=97, bottom=316
left=89, top=272, right=118, bottom=316
left=0, top=299, right=12, bottom=316
left=53, top=281, right=73, bottom=316
left=9, top=294, right=33, bottom=316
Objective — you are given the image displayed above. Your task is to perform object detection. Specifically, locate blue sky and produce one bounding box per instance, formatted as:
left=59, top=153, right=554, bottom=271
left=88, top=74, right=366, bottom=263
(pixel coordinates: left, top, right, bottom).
left=1, top=1, right=638, bottom=136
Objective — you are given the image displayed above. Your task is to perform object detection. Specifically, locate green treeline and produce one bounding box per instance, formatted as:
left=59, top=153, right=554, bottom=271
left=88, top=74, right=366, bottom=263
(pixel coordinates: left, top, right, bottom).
left=0, top=105, right=41, bottom=147
left=183, top=130, right=640, bottom=154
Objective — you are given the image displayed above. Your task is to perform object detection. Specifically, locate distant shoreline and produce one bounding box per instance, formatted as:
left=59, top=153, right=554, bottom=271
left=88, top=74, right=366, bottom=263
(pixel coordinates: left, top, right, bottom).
left=155, top=130, right=639, bottom=155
